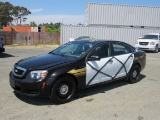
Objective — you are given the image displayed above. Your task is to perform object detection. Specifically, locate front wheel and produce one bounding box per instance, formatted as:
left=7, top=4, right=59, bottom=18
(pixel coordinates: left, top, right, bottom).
left=50, top=75, right=76, bottom=104
left=128, top=65, right=140, bottom=83
left=154, top=45, right=158, bottom=53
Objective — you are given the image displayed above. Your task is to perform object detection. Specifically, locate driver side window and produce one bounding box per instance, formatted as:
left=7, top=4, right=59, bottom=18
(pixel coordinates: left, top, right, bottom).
left=91, top=43, right=110, bottom=58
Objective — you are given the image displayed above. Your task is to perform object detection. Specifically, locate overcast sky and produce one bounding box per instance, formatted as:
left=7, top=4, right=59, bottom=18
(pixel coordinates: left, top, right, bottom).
left=2, top=0, right=160, bottom=25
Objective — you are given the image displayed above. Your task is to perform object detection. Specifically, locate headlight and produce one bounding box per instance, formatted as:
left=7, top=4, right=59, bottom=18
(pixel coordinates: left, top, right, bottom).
left=30, top=70, right=48, bottom=80
left=150, top=42, right=155, bottom=45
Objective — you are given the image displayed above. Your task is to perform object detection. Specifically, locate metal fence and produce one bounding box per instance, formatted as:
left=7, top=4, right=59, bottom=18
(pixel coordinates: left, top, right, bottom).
left=0, top=31, right=60, bottom=45
left=60, top=25, right=160, bottom=46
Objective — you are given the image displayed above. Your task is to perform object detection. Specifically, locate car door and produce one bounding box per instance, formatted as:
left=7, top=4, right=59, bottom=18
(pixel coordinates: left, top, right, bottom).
left=86, top=42, right=114, bottom=86
left=111, top=42, right=134, bottom=79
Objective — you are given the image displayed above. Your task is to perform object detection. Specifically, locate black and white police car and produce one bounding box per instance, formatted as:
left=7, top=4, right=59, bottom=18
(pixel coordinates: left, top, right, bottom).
left=10, top=39, right=146, bottom=104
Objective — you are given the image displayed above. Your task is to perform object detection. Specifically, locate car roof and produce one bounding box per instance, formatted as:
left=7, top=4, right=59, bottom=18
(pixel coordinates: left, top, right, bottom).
left=73, top=39, right=134, bottom=46
left=70, top=39, right=135, bottom=52
left=71, top=39, right=127, bottom=44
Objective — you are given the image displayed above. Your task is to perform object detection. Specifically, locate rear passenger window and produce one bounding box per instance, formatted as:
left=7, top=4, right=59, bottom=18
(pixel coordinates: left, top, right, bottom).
left=113, top=44, right=130, bottom=56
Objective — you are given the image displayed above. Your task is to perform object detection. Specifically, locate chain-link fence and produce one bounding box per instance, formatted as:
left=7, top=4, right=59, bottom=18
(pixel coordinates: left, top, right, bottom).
left=0, top=31, right=60, bottom=45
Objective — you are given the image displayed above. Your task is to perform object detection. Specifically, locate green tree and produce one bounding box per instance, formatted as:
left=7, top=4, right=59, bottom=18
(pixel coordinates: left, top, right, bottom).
left=54, top=22, right=61, bottom=29
left=30, top=21, right=37, bottom=26
left=0, top=2, right=14, bottom=26
left=46, top=27, right=53, bottom=32
left=12, top=6, right=31, bottom=25
left=43, top=22, right=60, bottom=32
left=0, top=1, right=31, bottom=26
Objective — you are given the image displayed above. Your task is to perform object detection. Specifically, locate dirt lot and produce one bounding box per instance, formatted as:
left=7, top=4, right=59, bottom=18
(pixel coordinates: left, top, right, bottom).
left=0, top=46, right=160, bottom=120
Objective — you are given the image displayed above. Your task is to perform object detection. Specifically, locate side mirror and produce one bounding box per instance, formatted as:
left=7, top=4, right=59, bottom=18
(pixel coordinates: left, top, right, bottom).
left=88, top=55, right=100, bottom=61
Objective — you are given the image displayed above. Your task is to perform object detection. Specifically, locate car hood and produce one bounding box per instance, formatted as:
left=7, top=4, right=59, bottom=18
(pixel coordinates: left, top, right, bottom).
left=16, top=54, right=76, bottom=70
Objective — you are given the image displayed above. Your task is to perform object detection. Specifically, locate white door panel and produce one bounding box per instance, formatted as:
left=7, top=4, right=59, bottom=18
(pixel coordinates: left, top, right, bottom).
left=115, top=68, right=126, bottom=78
left=89, top=74, right=111, bottom=85
left=86, top=57, right=113, bottom=85
left=113, top=53, right=134, bottom=78
left=86, top=53, right=134, bottom=85
left=125, top=56, right=134, bottom=73
left=86, top=66, right=97, bottom=84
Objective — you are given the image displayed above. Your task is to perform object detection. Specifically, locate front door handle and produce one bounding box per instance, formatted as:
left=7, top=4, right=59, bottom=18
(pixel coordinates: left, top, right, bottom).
left=109, top=59, right=113, bottom=63
left=130, top=55, right=133, bottom=57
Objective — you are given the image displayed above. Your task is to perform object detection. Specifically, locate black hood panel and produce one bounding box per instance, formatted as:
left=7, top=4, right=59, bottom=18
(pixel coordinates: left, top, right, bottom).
left=17, top=54, right=76, bottom=70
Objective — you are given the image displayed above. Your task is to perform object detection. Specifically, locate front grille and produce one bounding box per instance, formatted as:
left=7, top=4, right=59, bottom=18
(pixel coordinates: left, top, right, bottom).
left=13, top=66, right=26, bottom=77
left=139, top=42, right=149, bottom=45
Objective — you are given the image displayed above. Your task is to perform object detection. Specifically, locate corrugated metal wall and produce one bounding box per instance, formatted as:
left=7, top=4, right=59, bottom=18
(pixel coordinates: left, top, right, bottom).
left=60, top=25, right=160, bottom=46
left=85, top=3, right=160, bottom=27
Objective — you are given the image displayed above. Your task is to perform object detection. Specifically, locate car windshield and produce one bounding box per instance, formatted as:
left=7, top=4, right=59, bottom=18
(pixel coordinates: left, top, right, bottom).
left=52, top=41, right=94, bottom=58
left=141, top=35, right=158, bottom=40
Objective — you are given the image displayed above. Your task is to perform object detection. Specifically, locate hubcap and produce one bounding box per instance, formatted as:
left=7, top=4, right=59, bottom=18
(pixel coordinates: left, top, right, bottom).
left=60, top=85, right=69, bottom=95
left=132, top=70, right=138, bottom=78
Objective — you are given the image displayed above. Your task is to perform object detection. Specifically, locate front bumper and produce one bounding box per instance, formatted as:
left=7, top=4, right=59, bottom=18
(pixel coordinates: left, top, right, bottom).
left=135, top=44, right=156, bottom=51
left=9, top=72, right=51, bottom=97
left=0, top=48, right=5, bottom=53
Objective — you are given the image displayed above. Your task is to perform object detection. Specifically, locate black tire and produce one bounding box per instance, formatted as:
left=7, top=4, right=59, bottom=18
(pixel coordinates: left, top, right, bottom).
left=50, top=75, right=76, bottom=104
left=128, top=65, right=140, bottom=83
left=154, top=45, right=158, bottom=53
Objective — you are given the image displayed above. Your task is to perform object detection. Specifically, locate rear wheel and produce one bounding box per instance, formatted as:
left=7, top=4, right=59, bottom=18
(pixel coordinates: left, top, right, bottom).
left=128, top=65, right=140, bottom=83
left=50, top=75, right=76, bottom=104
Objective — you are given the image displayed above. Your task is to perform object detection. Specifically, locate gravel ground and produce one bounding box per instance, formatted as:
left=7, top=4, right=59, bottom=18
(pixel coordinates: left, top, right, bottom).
left=0, top=46, right=160, bottom=120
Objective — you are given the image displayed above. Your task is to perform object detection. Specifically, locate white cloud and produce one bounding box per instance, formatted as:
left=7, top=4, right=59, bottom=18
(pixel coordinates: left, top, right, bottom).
left=25, top=15, right=84, bottom=25
left=30, top=9, right=44, bottom=13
